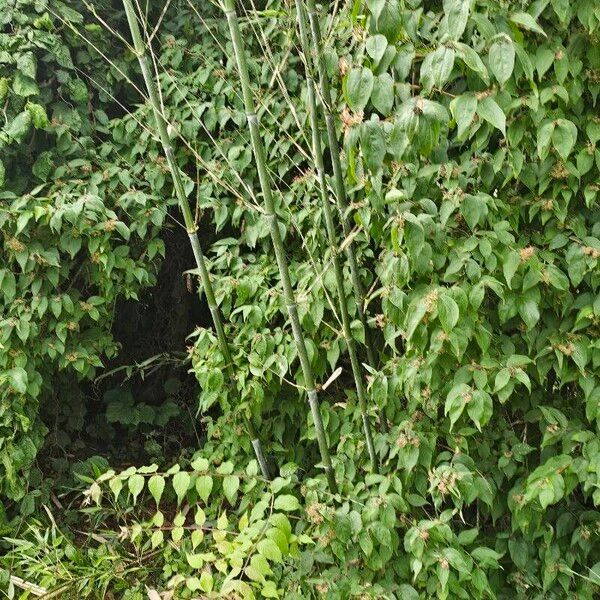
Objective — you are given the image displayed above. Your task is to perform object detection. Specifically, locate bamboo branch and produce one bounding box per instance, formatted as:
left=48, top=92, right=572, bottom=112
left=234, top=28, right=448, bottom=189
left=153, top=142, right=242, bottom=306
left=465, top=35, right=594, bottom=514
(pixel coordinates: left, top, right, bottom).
left=303, top=0, right=387, bottom=432
left=295, top=0, right=377, bottom=471
left=222, top=0, right=337, bottom=493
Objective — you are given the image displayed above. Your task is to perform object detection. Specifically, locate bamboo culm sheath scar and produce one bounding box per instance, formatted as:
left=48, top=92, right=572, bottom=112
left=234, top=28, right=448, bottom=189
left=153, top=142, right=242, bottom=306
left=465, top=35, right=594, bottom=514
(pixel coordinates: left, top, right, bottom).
left=303, top=0, right=387, bottom=432
left=122, top=0, right=271, bottom=480
left=222, top=0, right=337, bottom=493
left=295, top=0, right=377, bottom=472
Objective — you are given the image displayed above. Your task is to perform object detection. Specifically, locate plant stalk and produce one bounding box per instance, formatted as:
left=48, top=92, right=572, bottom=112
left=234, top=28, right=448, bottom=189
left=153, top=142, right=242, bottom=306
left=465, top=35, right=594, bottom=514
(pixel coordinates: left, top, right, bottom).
left=122, top=0, right=271, bottom=479
left=303, top=0, right=387, bottom=432
left=222, top=0, right=337, bottom=493
left=295, top=1, right=377, bottom=471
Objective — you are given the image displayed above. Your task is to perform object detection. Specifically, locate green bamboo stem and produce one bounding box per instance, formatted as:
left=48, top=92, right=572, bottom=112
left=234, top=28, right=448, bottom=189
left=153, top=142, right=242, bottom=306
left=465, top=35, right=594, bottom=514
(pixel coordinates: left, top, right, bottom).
left=122, top=0, right=271, bottom=480
left=222, top=0, right=337, bottom=493
left=303, top=0, right=387, bottom=432
left=295, top=1, right=377, bottom=471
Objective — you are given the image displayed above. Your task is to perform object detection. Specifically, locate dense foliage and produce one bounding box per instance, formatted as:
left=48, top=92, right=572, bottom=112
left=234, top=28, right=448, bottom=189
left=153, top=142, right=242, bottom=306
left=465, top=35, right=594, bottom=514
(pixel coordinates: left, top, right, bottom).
left=1, top=0, right=600, bottom=598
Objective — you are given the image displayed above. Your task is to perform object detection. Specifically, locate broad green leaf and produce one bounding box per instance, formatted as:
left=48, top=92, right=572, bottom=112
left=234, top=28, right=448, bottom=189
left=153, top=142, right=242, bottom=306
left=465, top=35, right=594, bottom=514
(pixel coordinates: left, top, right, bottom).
left=273, top=494, right=300, bottom=511
left=445, top=383, right=471, bottom=430
left=257, top=538, right=282, bottom=563
left=148, top=475, right=165, bottom=505
left=509, top=12, right=547, bottom=36
left=467, top=390, right=493, bottom=430
left=346, top=67, right=374, bottom=112
left=551, top=0, right=570, bottom=22
left=223, top=474, right=240, bottom=504
left=27, top=103, right=48, bottom=129
left=455, top=43, right=489, bottom=83
left=519, top=299, right=540, bottom=329
left=444, top=0, right=470, bottom=40
left=7, top=367, right=28, bottom=394
left=109, top=477, right=123, bottom=501
left=128, top=474, right=144, bottom=504
left=552, top=119, right=577, bottom=160
left=196, top=475, right=213, bottom=503
left=450, top=93, right=477, bottom=138
left=13, top=72, right=39, bottom=97
left=503, top=250, right=520, bottom=288
left=421, top=46, right=455, bottom=93
left=438, top=294, right=459, bottom=332
left=366, top=34, right=388, bottom=65
left=494, top=368, right=511, bottom=392
left=172, top=471, right=190, bottom=505
left=489, top=36, right=515, bottom=85
left=537, top=121, right=555, bottom=159
left=361, top=120, right=386, bottom=172
left=5, top=111, right=32, bottom=142
left=376, top=0, right=402, bottom=43
left=405, top=298, right=428, bottom=341
left=477, top=96, right=505, bottom=135
left=371, top=73, right=394, bottom=116
left=200, top=571, right=213, bottom=593
left=151, top=529, right=164, bottom=548
left=186, top=553, right=204, bottom=569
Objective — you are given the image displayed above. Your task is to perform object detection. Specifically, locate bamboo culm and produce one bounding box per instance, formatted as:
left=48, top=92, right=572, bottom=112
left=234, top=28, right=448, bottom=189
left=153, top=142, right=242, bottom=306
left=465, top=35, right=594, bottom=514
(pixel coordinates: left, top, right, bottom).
left=222, top=0, right=337, bottom=493
left=295, top=1, right=377, bottom=471
left=122, top=0, right=271, bottom=480
left=303, top=0, right=387, bottom=432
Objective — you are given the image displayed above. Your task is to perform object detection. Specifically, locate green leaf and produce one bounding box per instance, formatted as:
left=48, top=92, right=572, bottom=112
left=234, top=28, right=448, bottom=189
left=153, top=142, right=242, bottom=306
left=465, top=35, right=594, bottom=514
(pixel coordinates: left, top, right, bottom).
left=406, top=298, right=428, bottom=341
left=371, top=73, right=394, bottom=116
left=223, top=475, right=240, bottom=504
left=445, top=383, right=471, bottom=430
left=148, top=475, right=165, bottom=506
left=552, top=119, right=577, bottom=160
left=200, top=571, right=213, bottom=593
left=519, top=299, right=540, bottom=329
left=196, top=475, right=213, bottom=503
left=438, top=294, right=459, bottom=332
left=346, top=67, right=374, bottom=112
left=128, top=474, right=144, bottom=504
left=455, top=43, right=489, bottom=83
left=397, top=585, right=419, bottom=600
left=366, top=34, right=388, bottom=65
left=5, top=111, right=32, bottom=142
left=273, top=494, right=300, bottom=511
left=375, top=0, right=402, bottom=43
left=172, top=471, right=190, bottom=505
left=361, top=120, right=386, bottom=172
left=503, top=250, right=520, bottom=288
left=444, top=0, right=470, bottom=40
left=489, top=36, right=515, bottom=86
left=26, top=103, right=48, bottom=129
left=13, top=72, right=39, bottom=97
left=151, top=529, right=164, bottom=548
left=186, top=553, right=204, bottom=569
left=494, top=368, right=511, bottom=392
left=450, top=93, right=477, bottom=138
left=8, top=367, right=28, bottom=394
left=257, top=538, right=283, bottom=563
left=467, top=390, right=493, bottom=430
left=537, top=121, right=555, bottom=159
left=509, top=12, right=547, bottom=36
left=421, top=46, right=455, bottom=93
left=477, top=97, right=505, bottom=135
